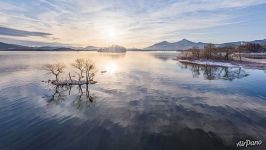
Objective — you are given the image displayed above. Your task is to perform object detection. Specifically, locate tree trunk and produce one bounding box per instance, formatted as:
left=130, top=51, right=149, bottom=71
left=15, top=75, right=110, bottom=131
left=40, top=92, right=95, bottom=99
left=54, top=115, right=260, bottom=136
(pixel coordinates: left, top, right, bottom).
left=86, top=70, right=88, bottom=84
left=80, top=70, right=83, bottom=79
left=55, top=74, right=58, bottom=81
left=68, top=72, right=73, bottom=82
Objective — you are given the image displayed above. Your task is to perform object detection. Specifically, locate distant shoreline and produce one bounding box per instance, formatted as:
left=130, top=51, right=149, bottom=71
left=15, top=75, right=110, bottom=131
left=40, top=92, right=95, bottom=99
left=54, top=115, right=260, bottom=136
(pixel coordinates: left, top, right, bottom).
left=0, top=50, right=97, bottom=52
left=0, top=50, right=182, bottom=52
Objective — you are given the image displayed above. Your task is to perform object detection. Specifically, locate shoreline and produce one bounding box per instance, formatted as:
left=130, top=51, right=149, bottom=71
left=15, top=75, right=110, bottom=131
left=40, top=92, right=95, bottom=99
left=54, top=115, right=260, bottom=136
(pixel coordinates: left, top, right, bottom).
left=178, top=59, right=266, bottom=70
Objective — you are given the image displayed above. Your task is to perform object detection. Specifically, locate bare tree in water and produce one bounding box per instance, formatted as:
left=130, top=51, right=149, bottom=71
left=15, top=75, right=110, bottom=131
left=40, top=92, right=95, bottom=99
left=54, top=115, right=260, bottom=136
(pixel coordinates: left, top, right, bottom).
left=72, top=58, right=96, bottom=83
left=44, top=63, right=66, bottom=81
left=84, top=59, right=96, bottom=83
left=72, top=58, right=85, bottom=81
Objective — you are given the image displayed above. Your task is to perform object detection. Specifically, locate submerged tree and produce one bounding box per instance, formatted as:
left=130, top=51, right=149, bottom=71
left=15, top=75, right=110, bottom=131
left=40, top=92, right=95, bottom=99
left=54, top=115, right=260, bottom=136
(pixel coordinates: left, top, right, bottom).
left=72, top=58, right=96, bottom=84
left=72, top=58, right=85, bottom=81
left=44, top=63, right=66, bottom=81
left=84, top=59, right=96, bottom=83
left=43, top=58, right=97, bottom=86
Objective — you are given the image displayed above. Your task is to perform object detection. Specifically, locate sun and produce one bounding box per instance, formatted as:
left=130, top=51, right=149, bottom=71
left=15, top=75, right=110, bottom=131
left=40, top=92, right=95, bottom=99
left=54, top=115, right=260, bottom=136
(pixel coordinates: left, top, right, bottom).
left=108, top=28, right=116, bottom=39
left=107, top=28, right=117, bottom=40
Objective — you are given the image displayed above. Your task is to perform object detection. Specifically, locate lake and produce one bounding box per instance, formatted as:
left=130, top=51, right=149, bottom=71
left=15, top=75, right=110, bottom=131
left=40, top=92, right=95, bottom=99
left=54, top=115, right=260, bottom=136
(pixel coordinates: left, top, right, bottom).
left=0, top=51, right=266, bottom=150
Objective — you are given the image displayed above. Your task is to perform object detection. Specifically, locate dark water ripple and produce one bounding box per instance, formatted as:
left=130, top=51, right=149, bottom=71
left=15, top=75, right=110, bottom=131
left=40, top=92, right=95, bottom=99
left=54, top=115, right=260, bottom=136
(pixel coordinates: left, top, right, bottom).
left=0, top=51, right=266, bottom=150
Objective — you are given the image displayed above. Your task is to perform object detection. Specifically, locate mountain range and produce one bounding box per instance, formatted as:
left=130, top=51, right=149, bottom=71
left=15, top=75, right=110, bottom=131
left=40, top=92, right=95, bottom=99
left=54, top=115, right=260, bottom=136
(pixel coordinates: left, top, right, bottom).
left=0, top=42, right=100, bottom=51
left=1, top=39, right=266, bottom=51
left=144, top=39, right=266, bottom=51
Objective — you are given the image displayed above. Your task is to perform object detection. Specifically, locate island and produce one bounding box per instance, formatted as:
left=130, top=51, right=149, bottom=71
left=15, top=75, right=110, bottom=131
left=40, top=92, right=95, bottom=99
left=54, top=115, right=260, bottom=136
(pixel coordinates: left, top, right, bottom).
left=98, top=45, right=127, bottom=53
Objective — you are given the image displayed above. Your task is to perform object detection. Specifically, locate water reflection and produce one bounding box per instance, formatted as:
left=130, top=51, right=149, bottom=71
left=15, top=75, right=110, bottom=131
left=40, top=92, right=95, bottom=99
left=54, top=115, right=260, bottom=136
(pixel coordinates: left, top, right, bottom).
left=1, top=51, right=266, bottom=150
left=103, top=61, right=118, bottom=74
left=179, top=62, right=249, bottom=80
left=74, top=85, right=96, bottom=110
left=98, top=52, right=126, bottom=59
left=44, top=84, right=96, bottom=110
left=46, top=85, right=67, bottom=103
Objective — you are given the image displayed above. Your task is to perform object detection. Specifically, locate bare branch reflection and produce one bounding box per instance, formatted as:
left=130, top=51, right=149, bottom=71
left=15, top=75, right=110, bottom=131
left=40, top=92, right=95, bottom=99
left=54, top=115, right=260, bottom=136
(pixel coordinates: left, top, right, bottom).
left=73, top=84, right=96, bottom=110
left=46, top=85, right=68, bottom=104
left=44, top=84, right=96, bottom=110
left=180, top=62, right=249, bottom=81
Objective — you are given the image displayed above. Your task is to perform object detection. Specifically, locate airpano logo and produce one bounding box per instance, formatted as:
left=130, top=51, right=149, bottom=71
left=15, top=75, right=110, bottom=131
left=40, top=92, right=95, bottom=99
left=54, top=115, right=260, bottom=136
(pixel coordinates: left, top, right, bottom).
left=236, top=140, right=262, bottom=147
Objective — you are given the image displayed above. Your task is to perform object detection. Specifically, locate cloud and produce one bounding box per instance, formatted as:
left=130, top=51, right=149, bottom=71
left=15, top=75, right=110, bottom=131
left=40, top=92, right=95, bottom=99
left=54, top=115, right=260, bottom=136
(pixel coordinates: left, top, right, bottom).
left=0, top=26, right=52, bottom=37
left=0, top=0, right=265, bottom=47
left=0, top=36, right=69, bottom=47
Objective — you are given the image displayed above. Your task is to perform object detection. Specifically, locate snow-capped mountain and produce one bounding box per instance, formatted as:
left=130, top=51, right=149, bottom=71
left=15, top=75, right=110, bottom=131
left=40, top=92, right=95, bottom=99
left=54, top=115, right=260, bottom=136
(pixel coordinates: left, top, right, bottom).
left=1, top=39, right=266, bottom=51
left=145, top=39, right=206, bottom=50
left=145, top=39, right=266, bottom=51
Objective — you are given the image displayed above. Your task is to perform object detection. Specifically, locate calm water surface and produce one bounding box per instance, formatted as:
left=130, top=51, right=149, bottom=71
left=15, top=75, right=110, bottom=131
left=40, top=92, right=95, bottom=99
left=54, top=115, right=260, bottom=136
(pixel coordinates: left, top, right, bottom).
left=0, top=51, right=266, bottom=150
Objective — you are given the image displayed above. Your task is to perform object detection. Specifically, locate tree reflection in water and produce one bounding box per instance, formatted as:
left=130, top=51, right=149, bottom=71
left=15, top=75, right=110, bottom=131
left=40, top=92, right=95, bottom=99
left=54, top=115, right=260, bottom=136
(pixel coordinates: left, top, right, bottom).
left=180, top=62, right=249, bottom=81
left=44, top=84, right=96, bottom=110
left=73, top=84, right=96, bottom=110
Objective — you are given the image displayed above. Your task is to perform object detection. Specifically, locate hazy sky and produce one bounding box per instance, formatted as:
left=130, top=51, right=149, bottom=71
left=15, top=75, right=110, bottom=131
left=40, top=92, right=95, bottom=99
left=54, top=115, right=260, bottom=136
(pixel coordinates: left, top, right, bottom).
left=0, top=0, right=266, bottom=48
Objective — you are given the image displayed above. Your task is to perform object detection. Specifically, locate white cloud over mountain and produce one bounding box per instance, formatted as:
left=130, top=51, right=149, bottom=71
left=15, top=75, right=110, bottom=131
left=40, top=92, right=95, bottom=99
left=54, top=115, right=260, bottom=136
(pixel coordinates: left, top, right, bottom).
left=0, top=0, right=266, bottom=48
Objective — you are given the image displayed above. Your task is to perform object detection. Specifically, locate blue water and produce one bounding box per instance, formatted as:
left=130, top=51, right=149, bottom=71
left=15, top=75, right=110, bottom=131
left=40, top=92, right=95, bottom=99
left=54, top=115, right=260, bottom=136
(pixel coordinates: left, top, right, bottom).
left=0, top=51, right=266, bottom=150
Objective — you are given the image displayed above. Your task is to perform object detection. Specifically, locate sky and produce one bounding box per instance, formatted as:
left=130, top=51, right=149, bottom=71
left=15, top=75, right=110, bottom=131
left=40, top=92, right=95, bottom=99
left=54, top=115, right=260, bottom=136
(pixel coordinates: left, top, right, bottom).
left=0, top=0, right=266, bottom=48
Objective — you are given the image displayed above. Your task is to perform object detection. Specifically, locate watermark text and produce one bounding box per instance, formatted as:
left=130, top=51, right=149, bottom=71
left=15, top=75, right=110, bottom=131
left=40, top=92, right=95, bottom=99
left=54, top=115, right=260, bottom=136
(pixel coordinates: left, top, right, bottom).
left=236, top=140, right=262, bottom=148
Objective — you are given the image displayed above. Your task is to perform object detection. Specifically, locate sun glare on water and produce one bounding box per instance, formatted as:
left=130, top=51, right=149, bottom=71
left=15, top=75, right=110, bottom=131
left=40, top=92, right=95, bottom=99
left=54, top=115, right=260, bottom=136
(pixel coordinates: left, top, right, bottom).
left=105, top=62, right=118, bottom=74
